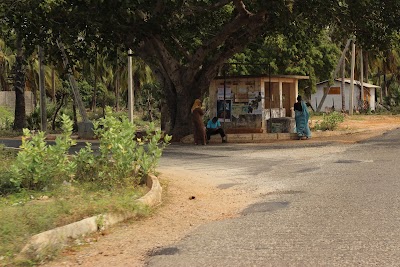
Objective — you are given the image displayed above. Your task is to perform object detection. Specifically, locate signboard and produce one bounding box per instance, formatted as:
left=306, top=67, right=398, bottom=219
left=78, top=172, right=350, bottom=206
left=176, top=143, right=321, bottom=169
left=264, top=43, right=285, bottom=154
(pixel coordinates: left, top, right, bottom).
left=217, top=100, right=232, bottom=122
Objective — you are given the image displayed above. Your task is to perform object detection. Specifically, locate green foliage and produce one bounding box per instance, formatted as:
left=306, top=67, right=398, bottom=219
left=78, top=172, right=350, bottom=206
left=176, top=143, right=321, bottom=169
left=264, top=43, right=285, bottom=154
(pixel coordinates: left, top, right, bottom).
left=10, top=114, right=76, bottom=191
left=75, top=107, right=171, bottom=188
left=0, top=109, right=171, bottom=264
left=26, top=101, right=60, bottom=130
left=0, top=145, right=18, bottom=194
left=97, top=85, right=116, bottom=108
left=137, top=82, right=162, bottom=122
left=0, top=106, right=13, bottom=130
left=314, top=111, right=344, bottom=131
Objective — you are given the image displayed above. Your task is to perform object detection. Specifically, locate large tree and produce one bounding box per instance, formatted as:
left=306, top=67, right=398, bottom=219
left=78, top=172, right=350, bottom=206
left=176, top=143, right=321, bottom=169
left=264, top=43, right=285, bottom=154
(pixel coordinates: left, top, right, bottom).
left=41, top=1, right=281, bottom=139
left=4, top=0, right=400, bottom=138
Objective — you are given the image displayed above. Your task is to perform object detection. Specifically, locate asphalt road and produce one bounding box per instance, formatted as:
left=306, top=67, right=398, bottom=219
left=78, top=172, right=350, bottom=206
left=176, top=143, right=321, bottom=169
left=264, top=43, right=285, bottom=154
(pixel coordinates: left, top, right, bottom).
left=147, top=129, right=400, bottom=266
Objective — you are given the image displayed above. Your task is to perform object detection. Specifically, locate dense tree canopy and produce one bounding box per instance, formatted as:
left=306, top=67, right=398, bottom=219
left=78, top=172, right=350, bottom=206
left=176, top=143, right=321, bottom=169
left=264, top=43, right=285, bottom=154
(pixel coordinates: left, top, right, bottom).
left=2, top=0, right=400, bottom=137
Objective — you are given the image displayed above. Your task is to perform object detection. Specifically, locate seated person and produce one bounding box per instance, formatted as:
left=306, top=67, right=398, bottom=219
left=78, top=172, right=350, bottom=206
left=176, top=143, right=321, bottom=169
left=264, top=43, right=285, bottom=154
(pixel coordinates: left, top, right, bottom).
left=206, top=117, right=226, bottom=143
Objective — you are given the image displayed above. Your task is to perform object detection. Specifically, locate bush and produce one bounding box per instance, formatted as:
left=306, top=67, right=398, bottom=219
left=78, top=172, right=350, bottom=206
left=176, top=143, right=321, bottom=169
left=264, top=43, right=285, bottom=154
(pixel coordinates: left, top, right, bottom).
left=0, top=145, right=19, bottom=194
left=26, top=101, right=60, bottom=130
left=314, top=111, right=344, bottom=131
left=74, top=107, right=171, bottom=188
left=10, top=114, right=76, bottom=191
left=6, top=107, right=171, bottom=192
left=0, top=106, right=14, bottom=130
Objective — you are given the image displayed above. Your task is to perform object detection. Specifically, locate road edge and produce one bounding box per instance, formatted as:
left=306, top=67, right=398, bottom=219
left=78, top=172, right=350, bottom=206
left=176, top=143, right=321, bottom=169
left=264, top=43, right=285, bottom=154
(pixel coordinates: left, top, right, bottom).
left=17, top=174, right=162, bottom=261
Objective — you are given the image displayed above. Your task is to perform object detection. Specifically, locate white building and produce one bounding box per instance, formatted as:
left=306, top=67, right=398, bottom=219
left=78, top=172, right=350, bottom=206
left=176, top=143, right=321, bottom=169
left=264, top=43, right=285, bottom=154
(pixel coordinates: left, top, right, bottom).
left=311, top=79, right=379, bottom=112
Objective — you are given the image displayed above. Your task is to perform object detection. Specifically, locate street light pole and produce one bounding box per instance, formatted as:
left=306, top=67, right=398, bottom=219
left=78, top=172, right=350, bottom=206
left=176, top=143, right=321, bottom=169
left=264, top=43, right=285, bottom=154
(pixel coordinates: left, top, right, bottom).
left=128, top=49, right=134, bottom=123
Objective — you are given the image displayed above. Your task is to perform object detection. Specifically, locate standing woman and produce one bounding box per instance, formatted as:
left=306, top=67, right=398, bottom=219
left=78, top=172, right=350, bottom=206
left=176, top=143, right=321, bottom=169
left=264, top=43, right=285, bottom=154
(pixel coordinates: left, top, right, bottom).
left=191, top=99, right=207, bottom=145
left=294, top=95, right=311, bottom=140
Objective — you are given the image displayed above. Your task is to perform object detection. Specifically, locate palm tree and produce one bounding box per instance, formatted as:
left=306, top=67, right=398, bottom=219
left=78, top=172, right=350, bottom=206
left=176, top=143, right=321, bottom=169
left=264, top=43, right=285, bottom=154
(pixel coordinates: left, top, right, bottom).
left=0, top=38, right=15, bottom=91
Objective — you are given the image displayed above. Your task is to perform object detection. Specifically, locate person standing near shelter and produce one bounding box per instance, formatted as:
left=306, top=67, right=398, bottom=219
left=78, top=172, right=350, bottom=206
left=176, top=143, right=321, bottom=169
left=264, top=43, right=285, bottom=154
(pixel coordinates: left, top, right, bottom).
left=294, top=95, right=311, bottom=140
left=191, top=99, right=207, bottom=145
left=206, top=117, right=227, bottom=143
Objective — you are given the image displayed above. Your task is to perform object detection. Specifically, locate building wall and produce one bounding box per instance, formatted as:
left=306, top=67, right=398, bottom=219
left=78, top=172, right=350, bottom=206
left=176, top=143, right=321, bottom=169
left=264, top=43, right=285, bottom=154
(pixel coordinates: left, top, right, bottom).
left=209, top=77, right=263, bottom=130
left=0, top=91, right=35, bottom=114
left=311, top=81, right=376, bottom=112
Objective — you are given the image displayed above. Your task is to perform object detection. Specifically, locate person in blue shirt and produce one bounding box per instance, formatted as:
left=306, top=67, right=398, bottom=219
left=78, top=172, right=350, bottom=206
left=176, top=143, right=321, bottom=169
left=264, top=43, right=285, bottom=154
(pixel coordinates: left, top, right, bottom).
left=206, top=117, right=227, bottom=143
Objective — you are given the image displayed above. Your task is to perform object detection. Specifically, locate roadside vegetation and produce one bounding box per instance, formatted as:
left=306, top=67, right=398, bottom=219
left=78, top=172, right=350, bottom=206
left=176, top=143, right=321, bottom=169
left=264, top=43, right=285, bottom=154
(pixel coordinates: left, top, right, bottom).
left=0, top=108, right=171, bottom=266
left=312, top=111, right=345, bottom=131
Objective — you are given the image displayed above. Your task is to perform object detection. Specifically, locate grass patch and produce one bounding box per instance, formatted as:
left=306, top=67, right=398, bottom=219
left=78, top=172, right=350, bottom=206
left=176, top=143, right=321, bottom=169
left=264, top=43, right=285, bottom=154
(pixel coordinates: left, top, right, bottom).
left=0, top=146, right=150, bottom=266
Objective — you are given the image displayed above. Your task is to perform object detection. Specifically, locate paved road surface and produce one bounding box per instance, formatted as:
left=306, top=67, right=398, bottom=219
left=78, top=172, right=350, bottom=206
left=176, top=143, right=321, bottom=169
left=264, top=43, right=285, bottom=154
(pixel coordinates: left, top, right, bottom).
left=148, top=129, right=400, bottom=266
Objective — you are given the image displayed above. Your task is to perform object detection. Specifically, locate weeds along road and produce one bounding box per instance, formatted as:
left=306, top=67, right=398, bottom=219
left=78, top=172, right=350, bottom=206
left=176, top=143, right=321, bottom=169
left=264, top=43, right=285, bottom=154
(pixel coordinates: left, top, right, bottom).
left=150, top=129, right=400, bottom=266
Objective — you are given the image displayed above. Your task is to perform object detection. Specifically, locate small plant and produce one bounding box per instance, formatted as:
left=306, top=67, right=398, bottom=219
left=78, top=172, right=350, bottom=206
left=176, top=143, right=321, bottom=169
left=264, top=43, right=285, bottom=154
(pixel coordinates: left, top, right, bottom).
left=313, top=111, right=344, bottom=131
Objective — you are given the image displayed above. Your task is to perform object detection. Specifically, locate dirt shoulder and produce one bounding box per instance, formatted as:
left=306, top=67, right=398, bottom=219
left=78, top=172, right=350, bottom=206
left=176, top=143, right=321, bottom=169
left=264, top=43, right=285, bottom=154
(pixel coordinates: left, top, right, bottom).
left=42, top=169, right=255, bottom=267
left=311, top=115, right=400, bottom=143
left=41, top=115, right=400, bottom=267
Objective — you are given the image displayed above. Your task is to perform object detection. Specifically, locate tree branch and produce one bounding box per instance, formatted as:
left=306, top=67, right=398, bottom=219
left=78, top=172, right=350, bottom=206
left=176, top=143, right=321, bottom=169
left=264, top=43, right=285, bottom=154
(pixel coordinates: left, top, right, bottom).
left=138, top=34, right=183, bottom=91
left=171, top=35, right=192, bottom=61
left=233, top=0, right=253, bottom=16
left=189, top=10, right=267, bottom=79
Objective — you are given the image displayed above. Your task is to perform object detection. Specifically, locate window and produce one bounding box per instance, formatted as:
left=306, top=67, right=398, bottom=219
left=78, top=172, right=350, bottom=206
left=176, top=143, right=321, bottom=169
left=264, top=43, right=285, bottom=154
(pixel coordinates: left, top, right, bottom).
left=324, top=87, right=340, bottom=95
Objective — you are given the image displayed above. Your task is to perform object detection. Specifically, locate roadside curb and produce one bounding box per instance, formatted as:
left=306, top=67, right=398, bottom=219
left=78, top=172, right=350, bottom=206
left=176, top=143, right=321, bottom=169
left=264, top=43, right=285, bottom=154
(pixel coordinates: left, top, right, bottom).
left=180, top=129, right=367, bottom=144
left=17, top=174, right=162, bottom=261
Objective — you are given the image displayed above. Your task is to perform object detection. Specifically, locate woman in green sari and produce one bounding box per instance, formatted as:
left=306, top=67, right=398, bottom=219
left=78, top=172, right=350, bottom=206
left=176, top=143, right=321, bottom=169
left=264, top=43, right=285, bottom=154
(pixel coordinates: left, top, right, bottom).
left=294, top=95, right=311, bottom=140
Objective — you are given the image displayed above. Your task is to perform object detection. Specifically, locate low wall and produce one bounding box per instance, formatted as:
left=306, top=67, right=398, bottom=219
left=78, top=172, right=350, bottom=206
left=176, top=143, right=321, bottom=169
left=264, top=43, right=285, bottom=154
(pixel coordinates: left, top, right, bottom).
left=0, top=91, right=34, bottom=114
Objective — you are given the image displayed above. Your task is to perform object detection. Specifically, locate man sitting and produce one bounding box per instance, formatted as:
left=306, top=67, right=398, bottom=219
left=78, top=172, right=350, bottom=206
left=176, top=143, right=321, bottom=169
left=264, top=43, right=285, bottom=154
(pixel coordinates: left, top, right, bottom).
left=206, top=117, right=227, bottom=143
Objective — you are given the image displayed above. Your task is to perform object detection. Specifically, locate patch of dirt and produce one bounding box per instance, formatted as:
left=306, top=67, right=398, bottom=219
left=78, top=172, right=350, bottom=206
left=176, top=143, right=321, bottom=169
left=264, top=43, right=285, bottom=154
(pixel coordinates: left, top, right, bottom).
left=312, top=115, right=400, bottom=143
left=41, top=115, right=400, bottom=267
left=42, top=169, right=255, bottom=267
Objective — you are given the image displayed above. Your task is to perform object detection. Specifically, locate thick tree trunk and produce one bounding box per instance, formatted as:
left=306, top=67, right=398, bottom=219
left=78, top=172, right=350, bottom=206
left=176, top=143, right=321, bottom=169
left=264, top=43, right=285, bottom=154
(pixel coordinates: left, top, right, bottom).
left=13, top=37, right=26, bottom=131
left=137, top=9, right=268, bottom=140
left=161, top=78, right=204, bottom=140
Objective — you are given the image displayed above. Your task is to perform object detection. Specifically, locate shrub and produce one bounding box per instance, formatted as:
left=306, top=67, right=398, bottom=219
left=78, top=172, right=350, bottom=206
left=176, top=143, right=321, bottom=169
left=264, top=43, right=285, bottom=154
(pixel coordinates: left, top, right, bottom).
left=26, top=101, right=60, bottom=130
left=314, top=111, right=344, bottom=131
left=10, top=114, right=76, bottom=190
left=0, top=145, right=19, bottom=194
left=74, top=107, right=171, bottom=188
left=7, top=107, right=171, bottom=192
left=0, top=106, right=14, bottom=130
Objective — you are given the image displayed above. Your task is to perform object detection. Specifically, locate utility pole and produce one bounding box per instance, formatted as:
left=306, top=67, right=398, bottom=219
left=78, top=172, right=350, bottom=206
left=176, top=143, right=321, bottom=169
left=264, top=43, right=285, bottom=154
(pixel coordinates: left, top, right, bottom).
left=127, top=49, right=134, bottom=123
left=38, top=46, right=47, bottom=131
left=360, top=48, right=364, bottom=110
left=341, top=54, right=346, bottom=112
left=349, top=40, right=355, bottom=115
